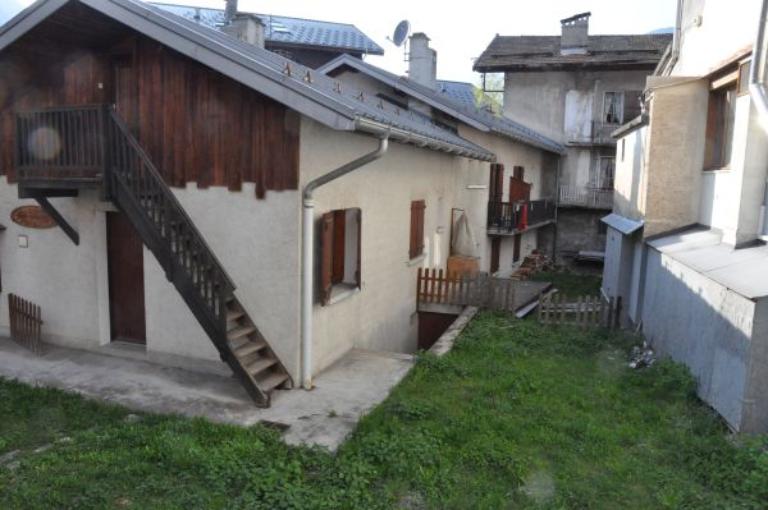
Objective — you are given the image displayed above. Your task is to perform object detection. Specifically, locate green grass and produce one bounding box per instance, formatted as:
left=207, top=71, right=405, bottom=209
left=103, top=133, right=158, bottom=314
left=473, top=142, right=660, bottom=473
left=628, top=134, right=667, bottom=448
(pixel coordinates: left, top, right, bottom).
left=1, top=315, right=767, bottom=509
left=532, top=270, right=602, bottom=298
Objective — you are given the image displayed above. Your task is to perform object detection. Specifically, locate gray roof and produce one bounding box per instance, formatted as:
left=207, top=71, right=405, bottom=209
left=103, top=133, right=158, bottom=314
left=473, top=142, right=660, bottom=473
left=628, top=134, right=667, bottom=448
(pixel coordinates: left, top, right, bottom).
left=317, top=55, right=565, bottom=154
left=0, top=0, right=492, bottom=161
left=601, top=213, right=643, bottom=235
left=436, top=80, right=478, bottom=109
left=648, top=227, right=768, bottom=300
left=474, top=34, right=672, bottom=72
left=151, top=2, right=384, bottom=55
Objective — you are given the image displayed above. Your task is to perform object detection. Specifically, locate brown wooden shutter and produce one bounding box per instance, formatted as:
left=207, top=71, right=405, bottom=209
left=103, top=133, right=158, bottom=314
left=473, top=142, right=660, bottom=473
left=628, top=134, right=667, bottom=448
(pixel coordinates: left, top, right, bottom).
left=489, top=163, right=504, bottom=202
left=513, top=165, right=524, bottom=180
left=320, top=212, right=335, bottom=305
left=355, top=209, right=362, bottom=287
left=332, top=210, right=346, bottom=285
left=410, top=200, right=426, bottom=259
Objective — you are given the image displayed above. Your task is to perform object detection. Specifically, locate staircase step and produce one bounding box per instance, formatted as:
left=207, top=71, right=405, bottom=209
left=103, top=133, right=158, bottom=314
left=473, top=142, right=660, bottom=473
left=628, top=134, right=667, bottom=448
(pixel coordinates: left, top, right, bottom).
left=227, top=326, right=256, bottom=342
left=259, top=372, right=290, bottom=393
left=227, top=310, right=245, bottom=322
left=245, top=357, right=277, bottom=376
left=234, top=339, right=267, bottom=358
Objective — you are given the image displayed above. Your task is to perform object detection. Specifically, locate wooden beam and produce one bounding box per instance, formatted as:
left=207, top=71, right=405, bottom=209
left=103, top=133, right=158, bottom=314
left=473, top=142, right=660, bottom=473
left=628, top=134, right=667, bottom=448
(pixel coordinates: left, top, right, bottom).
left=32, top=195, right=79, bottom=245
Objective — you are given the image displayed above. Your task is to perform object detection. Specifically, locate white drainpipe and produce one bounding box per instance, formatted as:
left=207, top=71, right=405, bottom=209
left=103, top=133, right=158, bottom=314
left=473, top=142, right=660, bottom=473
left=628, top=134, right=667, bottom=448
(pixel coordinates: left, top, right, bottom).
left=301, top=130, right=390, bottom=389
left=750, top=0, right=768, bottom=236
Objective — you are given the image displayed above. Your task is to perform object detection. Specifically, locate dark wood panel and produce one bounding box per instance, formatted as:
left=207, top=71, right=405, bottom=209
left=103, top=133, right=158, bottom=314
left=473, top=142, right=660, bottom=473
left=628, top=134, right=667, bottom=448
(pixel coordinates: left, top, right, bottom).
left=107, top=212, right=146, bottom=344
left=418, top=311, right=458, bottom=350
left=0, top=7, right=299, bottom=199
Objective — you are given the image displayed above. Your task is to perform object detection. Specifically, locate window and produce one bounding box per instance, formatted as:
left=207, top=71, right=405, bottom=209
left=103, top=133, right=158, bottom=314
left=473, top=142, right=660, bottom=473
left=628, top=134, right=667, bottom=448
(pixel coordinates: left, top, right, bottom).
left=604, top=92, right=623, bottom=124
left=596, top=157, right=615, bottom=190
left=513, top=166, right=525, bottom=180
left=704, top=81, right=737, bottom=170
left=603, top=91, right=643, bottom=125
left=320, top=208, right=361, bottom=306
left=409, top=200, right=426, bottom=260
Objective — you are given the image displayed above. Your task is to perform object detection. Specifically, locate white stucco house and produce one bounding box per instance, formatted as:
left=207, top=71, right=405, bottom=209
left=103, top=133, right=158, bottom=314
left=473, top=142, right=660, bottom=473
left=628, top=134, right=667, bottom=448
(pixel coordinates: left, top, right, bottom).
left=317, top=34, right=564, bottom=278
left=0, top=0, right=561, bottom=407
left=602, top=0, right=768, bottom=432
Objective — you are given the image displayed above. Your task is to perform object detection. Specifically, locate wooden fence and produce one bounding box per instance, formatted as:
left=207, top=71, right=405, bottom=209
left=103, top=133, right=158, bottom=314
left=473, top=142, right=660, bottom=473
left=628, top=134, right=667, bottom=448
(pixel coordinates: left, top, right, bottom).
left=537, top=293, right=621, bottom=330
left=9, top=294, right=43, bottom=354
left=417, top=268, right=516, bottom=312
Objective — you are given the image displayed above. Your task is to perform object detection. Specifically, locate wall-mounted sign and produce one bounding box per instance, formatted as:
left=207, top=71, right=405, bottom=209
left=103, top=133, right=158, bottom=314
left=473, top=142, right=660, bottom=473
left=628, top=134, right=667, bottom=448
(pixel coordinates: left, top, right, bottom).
left=10, top=206, right=56, bottom=229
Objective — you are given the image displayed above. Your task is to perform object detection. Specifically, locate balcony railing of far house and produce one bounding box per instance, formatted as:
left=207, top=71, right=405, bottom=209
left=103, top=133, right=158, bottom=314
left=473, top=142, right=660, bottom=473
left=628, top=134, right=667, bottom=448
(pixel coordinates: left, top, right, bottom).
left=558, top=185, right=614, bottom=210
left=487, top=199, right=556, bottom=234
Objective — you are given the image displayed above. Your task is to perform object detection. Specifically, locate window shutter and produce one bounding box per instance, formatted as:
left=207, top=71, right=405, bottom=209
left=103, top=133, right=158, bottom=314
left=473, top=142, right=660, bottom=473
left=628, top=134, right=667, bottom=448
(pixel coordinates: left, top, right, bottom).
left=513, top=165, right=524, bottom=180
left=355, top=209, right=362, bottom=287
left=410, top=200, right=426, bottom=259
left=320, top=212, right=334, bottom=306
left=332, top=210, right=346, bottom=285
left=623, top=90, right=643, bottom=122
left=489, top=163, right=505, bottom=202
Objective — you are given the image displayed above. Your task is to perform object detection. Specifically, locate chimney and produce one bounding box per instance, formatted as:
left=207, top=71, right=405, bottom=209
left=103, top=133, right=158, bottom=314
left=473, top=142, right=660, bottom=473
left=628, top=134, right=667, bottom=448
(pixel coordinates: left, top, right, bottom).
left=560, top=12, right=590, bottom=55
left=408, top=33, right=437, bottom=90
left=222, top=13, right=266, bottom=48
left=224, top=0, right=238, bottom=23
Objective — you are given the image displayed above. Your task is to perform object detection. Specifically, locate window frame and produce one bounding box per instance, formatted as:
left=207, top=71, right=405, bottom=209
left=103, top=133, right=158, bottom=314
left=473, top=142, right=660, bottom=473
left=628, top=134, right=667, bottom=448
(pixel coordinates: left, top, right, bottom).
left=319, top=208, right=361, bottom=306
left=703, top=72, right=738, bottom=171
left=603, top=91, right=624, bottom=125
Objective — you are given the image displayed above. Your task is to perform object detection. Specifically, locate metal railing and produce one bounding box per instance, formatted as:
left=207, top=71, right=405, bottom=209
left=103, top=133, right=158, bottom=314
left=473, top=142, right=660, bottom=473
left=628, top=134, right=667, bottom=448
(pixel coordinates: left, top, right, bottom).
left=487, top=199, right=555, bottom=233
left=558, top=185, right=614, bottom=209
left=15, top=105, right=107, bottom=184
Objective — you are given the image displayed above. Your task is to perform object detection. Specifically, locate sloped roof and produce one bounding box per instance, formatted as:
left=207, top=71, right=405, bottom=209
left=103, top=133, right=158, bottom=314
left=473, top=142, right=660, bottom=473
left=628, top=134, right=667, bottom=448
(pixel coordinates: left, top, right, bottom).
left=317, top=55, right=565, bottom=154
left=152, top=2, right=384, bottom=55
left=601, top=213, right=643, bottom=235
left=474, top=34, right=672, bottom=72
left=436, top=80, right=478, bottom=109
left=0, top=0, right=492, bottom=161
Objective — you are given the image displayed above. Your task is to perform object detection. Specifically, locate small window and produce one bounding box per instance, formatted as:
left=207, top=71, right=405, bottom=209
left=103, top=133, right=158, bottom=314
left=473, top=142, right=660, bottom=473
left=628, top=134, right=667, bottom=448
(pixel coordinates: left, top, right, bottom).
left=596, top=157, right=615, bottom=190
left=604, top=92, right=623, bottom=124
left=513, top=166, right=525, bottom=180
left=320, top=208, right=361, bottom=305
left=409, top=200, right=426, bottom=260
left=704, top=82, right=737, bottom=170
left=621, top=138, right=626, bottom=162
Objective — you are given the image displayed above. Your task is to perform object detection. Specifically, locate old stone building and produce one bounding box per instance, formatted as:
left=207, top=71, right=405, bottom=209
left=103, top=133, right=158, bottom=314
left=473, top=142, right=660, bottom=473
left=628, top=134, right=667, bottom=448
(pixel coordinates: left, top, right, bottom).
left=475, top=12, right=671, bottom=264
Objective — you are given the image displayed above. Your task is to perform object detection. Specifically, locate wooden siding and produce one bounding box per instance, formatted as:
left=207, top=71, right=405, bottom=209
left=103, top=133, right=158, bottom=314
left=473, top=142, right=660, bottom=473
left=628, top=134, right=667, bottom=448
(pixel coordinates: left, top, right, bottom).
left=0, top=10, right=299, bottom=198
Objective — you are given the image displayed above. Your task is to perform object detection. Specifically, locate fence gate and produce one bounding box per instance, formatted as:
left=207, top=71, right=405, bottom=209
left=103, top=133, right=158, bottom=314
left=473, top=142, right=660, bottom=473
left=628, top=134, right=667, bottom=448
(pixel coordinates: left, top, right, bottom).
left=8, top=294, right=43, bottom=354
left=537, top=293, right=621, bottom=330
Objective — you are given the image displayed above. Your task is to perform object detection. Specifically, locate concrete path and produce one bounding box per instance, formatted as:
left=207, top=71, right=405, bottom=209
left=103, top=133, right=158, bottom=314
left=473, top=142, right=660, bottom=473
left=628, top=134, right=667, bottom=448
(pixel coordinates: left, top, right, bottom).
left=0, top=338, right=413, bottom=450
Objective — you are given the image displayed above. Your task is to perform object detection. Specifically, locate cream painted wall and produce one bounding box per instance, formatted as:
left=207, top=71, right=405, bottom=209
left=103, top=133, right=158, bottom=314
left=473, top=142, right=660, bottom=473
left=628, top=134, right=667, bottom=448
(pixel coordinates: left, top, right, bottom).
left=613, top=124, right=648, bottom=221
left=300, top=118, right=489, bottom=373
left=0, top=179, right=110, bottom=349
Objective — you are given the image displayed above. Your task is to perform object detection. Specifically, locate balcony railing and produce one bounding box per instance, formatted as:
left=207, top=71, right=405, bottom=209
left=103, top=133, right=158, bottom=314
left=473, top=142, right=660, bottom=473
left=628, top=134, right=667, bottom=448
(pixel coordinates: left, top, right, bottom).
left=558, top=185, right=614, bottom=210
left=15, top=105, right=108, bottom=186
left=487, top=199, right=556, bottom=233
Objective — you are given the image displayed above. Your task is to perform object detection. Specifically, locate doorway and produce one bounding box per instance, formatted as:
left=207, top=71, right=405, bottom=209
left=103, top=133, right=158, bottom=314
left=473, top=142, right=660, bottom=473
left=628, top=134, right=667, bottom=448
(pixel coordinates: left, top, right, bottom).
left=107, top=212, right=146, bottom=344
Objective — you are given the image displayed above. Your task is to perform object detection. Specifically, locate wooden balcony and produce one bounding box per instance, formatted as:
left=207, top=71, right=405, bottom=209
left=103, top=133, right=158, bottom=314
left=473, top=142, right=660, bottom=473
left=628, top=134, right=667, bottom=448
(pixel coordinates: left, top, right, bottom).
left=15, top=105, right=108, bottom=190
left=487, top=199, right=556, bottom=235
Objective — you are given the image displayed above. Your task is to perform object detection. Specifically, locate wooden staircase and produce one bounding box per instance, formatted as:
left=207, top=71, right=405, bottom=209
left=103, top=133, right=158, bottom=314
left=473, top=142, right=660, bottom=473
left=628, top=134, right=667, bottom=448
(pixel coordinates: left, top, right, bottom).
left=104, top=108, right=291, bottom=407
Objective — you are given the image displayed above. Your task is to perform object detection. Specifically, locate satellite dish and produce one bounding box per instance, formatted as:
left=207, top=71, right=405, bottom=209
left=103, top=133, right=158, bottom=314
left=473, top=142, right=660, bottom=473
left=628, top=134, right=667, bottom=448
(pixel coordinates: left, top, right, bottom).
left=392, top=20, right=411, bottom=47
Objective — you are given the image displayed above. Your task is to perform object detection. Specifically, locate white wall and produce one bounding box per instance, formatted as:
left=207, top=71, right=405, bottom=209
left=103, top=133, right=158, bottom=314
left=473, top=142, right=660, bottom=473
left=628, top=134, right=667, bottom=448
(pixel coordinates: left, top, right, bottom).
left=0, top=179, right=111, bottom=349
left=300, top=118, right=489, bottom=373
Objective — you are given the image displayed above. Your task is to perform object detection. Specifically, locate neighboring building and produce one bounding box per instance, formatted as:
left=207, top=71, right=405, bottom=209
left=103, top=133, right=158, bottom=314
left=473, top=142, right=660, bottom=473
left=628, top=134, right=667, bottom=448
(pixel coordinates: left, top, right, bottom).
left=318, top=34, right=564, bottom=277
left=0, top=0, right=499, bottom=407
left=603, top=0, right=768, bottom=432
left=152, top=0, right=384, bottom=68
left=474, top=13, right=671, bottom=263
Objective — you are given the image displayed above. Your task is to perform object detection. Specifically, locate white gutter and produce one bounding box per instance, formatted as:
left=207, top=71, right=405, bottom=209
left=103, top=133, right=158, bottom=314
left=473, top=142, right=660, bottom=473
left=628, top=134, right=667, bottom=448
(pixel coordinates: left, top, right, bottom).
left=300, top=126, right=390, bottom=389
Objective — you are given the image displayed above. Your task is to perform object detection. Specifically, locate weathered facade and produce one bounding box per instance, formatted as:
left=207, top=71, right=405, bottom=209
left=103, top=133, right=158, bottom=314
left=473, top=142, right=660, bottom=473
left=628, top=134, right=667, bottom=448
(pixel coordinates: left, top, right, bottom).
left=319, top=36, right=563, bottom=278
left=603, top=0, right=768, bottom=432
left=475, top=13, right=671, bottom=263
left=0, top=0, right=496, bottom=406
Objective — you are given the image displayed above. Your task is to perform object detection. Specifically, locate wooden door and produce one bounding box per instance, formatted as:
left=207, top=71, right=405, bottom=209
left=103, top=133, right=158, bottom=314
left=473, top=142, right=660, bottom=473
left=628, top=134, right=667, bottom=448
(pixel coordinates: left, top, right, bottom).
left=107, top=212, right=146, bottom=344
left=490, top=237, right=501, bottom=274
left=513, top=234, right=522, bottom=263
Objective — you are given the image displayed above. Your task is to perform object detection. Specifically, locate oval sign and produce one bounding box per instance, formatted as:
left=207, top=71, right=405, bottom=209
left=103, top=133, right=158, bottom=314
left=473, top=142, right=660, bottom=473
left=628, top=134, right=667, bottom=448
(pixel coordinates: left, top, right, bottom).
left=11, top=206, right=56, bottom=229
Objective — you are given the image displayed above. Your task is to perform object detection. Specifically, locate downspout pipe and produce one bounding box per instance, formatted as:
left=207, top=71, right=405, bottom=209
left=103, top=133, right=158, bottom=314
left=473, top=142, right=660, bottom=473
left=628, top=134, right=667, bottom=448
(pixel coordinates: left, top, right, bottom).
left=301, top=129, right=390, bottom=390
left=750, top=0, right=768, bottom=236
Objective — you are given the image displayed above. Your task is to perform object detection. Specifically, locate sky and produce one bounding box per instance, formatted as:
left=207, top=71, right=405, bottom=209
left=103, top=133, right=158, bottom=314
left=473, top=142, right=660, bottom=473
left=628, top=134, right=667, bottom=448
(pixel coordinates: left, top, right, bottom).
left=10, top=0, right=677, bottom=85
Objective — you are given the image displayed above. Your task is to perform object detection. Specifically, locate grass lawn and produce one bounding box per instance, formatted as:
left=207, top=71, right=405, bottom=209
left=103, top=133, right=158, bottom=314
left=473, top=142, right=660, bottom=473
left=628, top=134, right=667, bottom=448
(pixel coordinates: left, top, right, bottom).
left=2, top=313, right=767, bottom=508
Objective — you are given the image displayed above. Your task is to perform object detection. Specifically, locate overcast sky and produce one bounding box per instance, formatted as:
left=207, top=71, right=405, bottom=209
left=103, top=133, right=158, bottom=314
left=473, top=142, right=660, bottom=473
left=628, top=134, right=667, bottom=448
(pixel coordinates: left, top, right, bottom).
left=11, top=0, right=677, bottom=85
